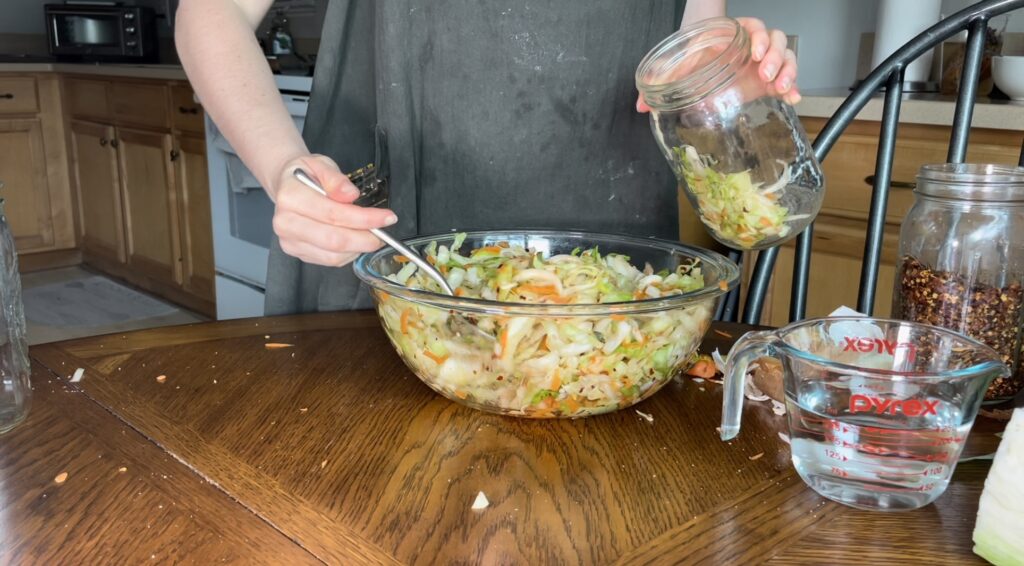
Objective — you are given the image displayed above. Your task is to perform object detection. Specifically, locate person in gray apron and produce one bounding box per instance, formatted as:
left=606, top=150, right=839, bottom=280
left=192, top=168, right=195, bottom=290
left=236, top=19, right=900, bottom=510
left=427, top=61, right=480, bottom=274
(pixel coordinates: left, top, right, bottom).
left=175, top=0, right=799, bottom=314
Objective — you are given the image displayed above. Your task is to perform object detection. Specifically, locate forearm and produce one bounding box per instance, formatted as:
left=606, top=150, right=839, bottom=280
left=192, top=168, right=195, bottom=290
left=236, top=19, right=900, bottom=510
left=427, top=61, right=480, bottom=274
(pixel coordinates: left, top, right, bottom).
left=682, top=0, right=726, bottom=26
left=175, top=0, right=306, bottom=199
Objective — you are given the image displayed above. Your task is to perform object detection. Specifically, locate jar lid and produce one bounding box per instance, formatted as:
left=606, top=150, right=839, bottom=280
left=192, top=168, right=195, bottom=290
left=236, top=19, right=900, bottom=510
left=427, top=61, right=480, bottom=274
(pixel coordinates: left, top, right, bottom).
left=916, top=163, right=1024, bottom=202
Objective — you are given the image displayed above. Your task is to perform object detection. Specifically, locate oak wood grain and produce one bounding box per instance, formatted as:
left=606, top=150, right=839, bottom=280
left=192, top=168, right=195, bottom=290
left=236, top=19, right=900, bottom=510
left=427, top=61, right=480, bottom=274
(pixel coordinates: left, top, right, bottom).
left=27, top=315, right=1001, bottom=564
left=0, top=365, right=318, bottom=564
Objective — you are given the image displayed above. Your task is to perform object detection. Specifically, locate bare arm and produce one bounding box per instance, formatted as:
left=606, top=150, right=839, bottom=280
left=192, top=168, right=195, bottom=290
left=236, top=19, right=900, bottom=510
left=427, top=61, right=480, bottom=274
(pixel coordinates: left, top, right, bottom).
left=682, top=0, right=726, bottom=26
left=176, top=0, right=303, bottom=196
left=175, top=0, right=395, bottom=267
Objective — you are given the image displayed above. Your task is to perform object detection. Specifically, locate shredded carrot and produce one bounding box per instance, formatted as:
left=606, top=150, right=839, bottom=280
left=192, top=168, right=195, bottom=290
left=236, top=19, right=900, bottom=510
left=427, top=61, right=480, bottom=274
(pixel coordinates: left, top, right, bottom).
left=474, top=246, right=503, bottom=255
left=264, top=343, right=294, bottom=350
left=454, top=287, right=466, bottom=297
left=563, top=396, right=581, bottom=413
left=394, top=256, right=410, bottom=263
left=718, top=280, right=729, bottom=291
left=685, top=359, right=716, bottom=378
left=497, top=241, right=510, bottom=248
left=550, top=370, right=561, bottom=391
left=439, top=265, right=448, bottom=275
left=423, top=349, right=449, bottom=365
left=426, top=255, right=436, bottom=265
left=540, top=335, right=549, bottom=351
left=759, top=216, right=774, bottom=228
left=516, top=284, right=558, bottom=295
left=400, top=309, right=412, bottom=334
left=498, top=328, right=509, bottom=356
left=610, top=314, right=627, bottom=321
left=453, top=389, right=468, bottom=399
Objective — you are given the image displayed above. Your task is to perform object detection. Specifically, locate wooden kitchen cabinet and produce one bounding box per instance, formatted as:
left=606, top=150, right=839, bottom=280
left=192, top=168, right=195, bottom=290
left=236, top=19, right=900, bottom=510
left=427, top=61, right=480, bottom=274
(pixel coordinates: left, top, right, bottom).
left=117, top=127, right=181, bottom=284
left=70, top=120, right=125, bottom=264
left=0, top=74, right=76, bottom=261
left=174, top=134, right=215, bottom=303
left=755, top=118, right=1024, bottom=327
left=0, top=119, right=53, bottom=250
left=64, top=75, right=214, bottom=316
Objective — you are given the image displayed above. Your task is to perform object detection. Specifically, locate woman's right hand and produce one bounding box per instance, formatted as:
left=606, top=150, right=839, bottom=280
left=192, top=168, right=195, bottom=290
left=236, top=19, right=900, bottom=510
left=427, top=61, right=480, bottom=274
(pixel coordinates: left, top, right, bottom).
left=271, top=154, right=398, bottom=267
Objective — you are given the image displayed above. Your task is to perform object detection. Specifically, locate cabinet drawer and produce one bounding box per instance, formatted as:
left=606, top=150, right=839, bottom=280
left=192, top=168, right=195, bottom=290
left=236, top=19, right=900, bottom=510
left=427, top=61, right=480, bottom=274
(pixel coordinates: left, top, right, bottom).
left=65, top=78, right=110, bottom=120
left=170, top=85, right=204, bottom=134
left=804, top=119, right=1024, bottom=226
left=0, top=77, right=39, bottom=115
left=110, top=82, right=170, bottom=129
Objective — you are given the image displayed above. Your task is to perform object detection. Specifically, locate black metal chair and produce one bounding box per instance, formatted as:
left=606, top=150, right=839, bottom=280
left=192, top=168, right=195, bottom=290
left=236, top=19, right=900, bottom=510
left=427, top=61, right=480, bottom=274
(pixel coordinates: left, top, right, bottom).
left=719, top=0, right=1024, bottom=325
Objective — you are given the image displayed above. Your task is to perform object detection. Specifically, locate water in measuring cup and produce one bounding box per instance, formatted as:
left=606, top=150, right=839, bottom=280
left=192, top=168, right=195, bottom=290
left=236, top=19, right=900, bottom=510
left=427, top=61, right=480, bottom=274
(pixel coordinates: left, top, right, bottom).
left=786, top=383, right=973, bottom=511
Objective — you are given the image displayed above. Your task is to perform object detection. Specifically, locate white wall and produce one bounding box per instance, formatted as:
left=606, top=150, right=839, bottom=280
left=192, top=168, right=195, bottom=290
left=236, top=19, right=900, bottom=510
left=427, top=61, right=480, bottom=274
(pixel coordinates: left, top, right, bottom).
left=0, top=0, right=49, bottom=34
left=942, top=0, right=1024, bottom=32
left=727, top=0, right=1024, bottom=90
left=726, top=0, right=879, bottom=91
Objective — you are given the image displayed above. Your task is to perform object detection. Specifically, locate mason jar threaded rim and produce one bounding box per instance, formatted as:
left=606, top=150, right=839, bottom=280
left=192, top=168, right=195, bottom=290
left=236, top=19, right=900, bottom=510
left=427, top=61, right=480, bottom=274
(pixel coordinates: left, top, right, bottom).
left=635, top=17, right=749, bottom=111
left=916, top=163, right=1024, bottom=203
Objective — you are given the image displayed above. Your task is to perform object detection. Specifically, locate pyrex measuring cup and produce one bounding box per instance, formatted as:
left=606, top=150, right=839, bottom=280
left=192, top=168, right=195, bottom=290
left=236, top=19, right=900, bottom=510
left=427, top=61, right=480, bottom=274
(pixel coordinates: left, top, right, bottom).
left=721, top=317, right=1009, bottom=511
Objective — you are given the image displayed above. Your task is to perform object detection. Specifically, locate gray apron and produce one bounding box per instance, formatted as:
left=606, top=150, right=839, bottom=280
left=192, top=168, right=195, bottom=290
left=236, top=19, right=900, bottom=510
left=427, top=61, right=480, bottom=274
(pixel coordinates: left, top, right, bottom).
left=266, top=0, right=685, bottom=315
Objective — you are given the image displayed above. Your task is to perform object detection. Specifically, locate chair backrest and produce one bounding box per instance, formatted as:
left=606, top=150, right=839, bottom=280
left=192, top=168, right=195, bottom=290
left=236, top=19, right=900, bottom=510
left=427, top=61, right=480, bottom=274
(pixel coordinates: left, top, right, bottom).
left=734, top=0, right=1024, bottom=326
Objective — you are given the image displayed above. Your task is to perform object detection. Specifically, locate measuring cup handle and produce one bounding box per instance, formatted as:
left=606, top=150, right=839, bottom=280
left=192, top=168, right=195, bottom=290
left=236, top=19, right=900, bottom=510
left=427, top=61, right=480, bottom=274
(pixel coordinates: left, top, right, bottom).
left=720, top=330, right=777, bottom=441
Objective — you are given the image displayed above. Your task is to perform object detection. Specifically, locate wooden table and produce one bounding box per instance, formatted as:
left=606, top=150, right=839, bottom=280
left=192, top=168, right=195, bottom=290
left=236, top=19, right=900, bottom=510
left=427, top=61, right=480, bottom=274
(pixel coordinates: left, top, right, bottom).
left=5, top=312, right=1002, bottom=564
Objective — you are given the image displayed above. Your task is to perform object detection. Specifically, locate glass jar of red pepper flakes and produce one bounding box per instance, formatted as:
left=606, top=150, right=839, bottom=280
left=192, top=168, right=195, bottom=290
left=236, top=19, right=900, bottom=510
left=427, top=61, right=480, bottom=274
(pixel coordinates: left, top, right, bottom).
left=893, top=164, right=1024, bottom=401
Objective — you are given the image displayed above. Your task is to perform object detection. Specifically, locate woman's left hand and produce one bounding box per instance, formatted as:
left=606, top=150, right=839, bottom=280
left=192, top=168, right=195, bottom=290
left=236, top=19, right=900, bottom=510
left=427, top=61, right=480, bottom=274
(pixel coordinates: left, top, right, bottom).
left=637, top=17, right=800, bottom=113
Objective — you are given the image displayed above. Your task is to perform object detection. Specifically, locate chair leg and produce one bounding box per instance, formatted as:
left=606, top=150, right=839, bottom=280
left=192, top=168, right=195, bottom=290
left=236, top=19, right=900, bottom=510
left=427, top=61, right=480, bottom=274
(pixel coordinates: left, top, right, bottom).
left=789, top=225, right=813, bottom=322
left=742, top=247, right=779, bottom=325
left=948, top=17, right=989, bottom=163
left=859, top=71, right=904, bottom=315
left=715, top=250, right=742, bottom=322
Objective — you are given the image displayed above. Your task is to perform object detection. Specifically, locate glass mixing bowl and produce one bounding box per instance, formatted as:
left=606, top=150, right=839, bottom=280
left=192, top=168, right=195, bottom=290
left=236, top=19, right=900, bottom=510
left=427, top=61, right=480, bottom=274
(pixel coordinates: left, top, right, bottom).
left=354, top=230, right=739, bottom=418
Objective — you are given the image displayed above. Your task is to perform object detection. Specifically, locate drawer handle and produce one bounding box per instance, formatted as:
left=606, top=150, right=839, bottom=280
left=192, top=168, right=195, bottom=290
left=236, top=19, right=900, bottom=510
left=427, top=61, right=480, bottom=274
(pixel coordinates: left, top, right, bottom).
left=0, top=93, right=13, bottom=99
left=864, top=175, right=916, bottom=189
left=170, top=149, right=180, bottom=162
left=99, top=138, right=108, bottom=147
left=110, top=139, right=119, bottom=149
left=178, top=106, right=199, bottom=115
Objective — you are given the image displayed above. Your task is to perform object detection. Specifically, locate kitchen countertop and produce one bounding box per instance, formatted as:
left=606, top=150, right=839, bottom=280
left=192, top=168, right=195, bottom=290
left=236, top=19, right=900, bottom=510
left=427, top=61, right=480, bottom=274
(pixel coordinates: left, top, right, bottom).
left=0, top=62, right=190, bottom=81
left=1, top=63, right=1021, bottom=131
left=797, top=88, right=1024, bottom=131
left=8, top=311, right=1002, bottom=563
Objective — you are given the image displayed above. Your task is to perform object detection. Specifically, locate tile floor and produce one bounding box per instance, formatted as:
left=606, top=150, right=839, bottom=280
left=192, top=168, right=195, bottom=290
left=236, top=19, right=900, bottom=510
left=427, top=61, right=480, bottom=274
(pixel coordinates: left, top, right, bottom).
left=20, top=267, right=206, bottom=345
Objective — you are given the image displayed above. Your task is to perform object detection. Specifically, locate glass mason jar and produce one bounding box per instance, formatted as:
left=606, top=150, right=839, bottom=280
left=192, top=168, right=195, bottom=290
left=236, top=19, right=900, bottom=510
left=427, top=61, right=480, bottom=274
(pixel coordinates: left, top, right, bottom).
left=636, top=18, right=824, bottom=250
left=0, top=198, right=30, bottom=433
left=893, top=164, right=1024, bottom=402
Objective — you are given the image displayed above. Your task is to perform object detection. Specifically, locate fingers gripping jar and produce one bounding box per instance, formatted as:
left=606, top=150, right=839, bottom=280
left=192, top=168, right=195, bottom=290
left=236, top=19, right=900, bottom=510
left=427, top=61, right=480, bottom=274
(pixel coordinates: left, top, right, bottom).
left=636, top=18, right=824, bottom=250
left=893, top=164, right=1024, bottom=402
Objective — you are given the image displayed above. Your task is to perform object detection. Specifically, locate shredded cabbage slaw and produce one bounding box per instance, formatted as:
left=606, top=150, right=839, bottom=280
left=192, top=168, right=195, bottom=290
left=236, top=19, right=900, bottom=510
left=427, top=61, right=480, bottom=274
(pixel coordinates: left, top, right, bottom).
left=674, top=144, right=807, bottom=249
left=374, top=234, right=716, bottom=418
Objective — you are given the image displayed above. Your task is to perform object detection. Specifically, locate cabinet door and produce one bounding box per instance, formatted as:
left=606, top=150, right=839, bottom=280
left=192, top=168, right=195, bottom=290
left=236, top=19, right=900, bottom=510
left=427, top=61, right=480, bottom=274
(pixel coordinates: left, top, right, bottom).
left=761, top=216, right=898, bottom=327
left=117, top=127, right=181, bottom=283
left=174, top=134, right=215, bottom=301
left=71, top=120, right=125, bottom=263
left=0, top=119, right=54, bottom=252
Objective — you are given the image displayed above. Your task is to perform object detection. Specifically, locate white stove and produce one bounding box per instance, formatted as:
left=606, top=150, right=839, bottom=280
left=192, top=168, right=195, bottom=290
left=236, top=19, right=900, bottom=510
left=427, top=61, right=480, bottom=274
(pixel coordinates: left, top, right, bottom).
left=205, top=74, right=313, bottom=320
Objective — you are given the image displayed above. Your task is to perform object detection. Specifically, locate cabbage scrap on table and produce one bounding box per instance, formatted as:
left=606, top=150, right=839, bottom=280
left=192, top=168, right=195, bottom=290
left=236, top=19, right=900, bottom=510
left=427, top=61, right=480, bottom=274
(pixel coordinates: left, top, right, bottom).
left=375, top=234, right=716, bottom=418
left=673, top=144, right=806, bottom=249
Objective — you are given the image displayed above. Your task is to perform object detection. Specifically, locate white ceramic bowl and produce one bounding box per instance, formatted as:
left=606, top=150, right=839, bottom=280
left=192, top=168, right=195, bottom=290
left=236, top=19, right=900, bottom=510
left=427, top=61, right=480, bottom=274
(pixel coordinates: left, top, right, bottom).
left=993, top=55, right=1024, bottom=101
